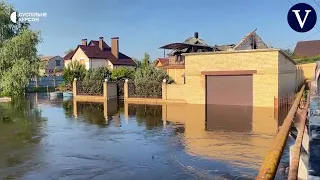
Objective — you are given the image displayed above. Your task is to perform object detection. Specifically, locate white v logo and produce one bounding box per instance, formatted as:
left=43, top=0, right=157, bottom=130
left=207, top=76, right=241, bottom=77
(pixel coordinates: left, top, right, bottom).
left=292, top=10, right=312, bottom=28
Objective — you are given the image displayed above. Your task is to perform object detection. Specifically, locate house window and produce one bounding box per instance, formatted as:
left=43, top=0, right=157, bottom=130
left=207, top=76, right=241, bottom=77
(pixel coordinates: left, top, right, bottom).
left=80, top=59, right=85, bottom=65
left=56, top=60, right=61, bottom=66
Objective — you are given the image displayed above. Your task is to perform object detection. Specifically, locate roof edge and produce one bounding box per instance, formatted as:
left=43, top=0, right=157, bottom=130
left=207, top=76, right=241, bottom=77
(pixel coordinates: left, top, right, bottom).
left=182, top=48, right=297, bottom=65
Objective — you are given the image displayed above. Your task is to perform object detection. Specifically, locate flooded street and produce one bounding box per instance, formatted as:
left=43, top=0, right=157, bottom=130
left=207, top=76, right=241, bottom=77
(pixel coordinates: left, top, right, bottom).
left=0, top=94, right=290, bottom=180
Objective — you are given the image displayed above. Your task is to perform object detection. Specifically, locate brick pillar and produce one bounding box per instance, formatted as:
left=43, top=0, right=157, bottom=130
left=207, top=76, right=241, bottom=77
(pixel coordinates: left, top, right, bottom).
left=162, top=79, right=167, bottom=100
left=73, top=78, right=77, bottom=97
left=124, top=79, right=128, bottom=99
left=124, top=102, right=129, bottom=123
left=73, top=99, right=78, bottom=118
left=103, top=79, right=108, bottom=99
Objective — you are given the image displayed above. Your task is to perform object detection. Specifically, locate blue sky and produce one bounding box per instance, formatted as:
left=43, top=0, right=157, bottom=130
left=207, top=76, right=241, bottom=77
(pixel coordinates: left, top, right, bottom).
left=5, top=0, right=320, bottom=60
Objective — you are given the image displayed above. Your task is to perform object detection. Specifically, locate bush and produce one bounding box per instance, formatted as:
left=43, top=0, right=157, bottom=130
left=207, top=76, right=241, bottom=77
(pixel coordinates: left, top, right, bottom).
left=134, top=65, right=173, bottom=97
left=295, top=55, right=320, bottom=64
left=111, top=67, right=135, bottom=81
left=62, top=61, right=87, bottom=85
left=80, top=67, right=111, bottom=94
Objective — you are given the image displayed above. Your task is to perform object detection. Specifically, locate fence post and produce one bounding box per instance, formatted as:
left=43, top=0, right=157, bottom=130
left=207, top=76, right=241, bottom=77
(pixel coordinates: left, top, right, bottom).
left=53, top=76, right=56, bottom=87
left=162, top=79, right=167, bottom=101
left=103, top=79, right=108, bottom=99
left=124, top=79, right=128, bottom=99
left=73, top=78, right=77, bottom=97
left=35, top=76, right=38, bottom=88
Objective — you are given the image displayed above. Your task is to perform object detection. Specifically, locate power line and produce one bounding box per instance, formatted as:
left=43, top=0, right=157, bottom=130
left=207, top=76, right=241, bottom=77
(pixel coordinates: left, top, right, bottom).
left=314, top=0, right=320, bottom=8
left=284, top=30, right=320, bottom=49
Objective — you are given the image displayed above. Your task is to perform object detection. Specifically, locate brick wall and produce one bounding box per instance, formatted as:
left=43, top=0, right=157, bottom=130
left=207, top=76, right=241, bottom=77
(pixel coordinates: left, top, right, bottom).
left=167, top=69, right=185, bottom=84
left=296, top=62, right=316, bottom=80
left=166, top=49, right=297, bottom=108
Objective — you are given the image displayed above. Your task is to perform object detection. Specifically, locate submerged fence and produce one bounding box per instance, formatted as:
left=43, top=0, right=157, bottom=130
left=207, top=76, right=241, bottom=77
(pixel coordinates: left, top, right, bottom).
left=76, top=80, right=103, bottom=96
left=256, top=85, right=307, bottom=180
left=28, top=76, right=64, bottom=87
left=127, top=82, right=162, bottom=98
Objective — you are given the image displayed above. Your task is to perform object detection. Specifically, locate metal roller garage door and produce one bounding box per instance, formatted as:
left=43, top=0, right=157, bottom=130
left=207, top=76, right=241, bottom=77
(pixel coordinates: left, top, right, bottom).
left=205, top=75, right=253, bottom=132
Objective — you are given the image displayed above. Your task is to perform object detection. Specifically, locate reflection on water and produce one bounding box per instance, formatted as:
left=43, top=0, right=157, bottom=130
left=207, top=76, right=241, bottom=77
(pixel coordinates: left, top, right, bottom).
left=0, top=93, right=290, bottom=179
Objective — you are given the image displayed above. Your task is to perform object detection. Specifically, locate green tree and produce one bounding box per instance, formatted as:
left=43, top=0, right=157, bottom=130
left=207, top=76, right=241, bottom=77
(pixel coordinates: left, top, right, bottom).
left=134, top=65, right=173, bottom=97
left=0, top=2, right=41, bottom=97
left=141, top=53, right=151, bottom=69
left=111, top=67, right=135, bottom=81
left=133, top=58, right=141, bottom=68
left=81, top=67, right=111, bottom=94
left=62, top=61, right=86, bottom=85
left=64, top=48, right=75, bottom=55
left=281, top=48, right=295, bottom=58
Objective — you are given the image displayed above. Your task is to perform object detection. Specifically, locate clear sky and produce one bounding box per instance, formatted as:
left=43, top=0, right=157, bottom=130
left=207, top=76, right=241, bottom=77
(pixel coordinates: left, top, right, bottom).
left=5, top=0, right=320, bottom=60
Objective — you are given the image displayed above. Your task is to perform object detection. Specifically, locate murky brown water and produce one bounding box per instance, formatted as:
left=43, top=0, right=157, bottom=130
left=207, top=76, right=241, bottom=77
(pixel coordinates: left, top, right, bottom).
left=0, top=93, right=291, bottom=180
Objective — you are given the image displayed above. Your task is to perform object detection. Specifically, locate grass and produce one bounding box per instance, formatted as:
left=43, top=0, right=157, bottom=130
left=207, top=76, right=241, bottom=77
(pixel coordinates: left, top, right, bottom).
left=26, top=86, right=55, bottom=93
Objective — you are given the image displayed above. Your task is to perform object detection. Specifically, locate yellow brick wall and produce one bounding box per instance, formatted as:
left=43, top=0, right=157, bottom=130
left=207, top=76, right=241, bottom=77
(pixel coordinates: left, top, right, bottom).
left=166, top=50, right=296, bottom=108
left=166, top=69, right=185, bottom=84
left=296, top=62, right=316, bottom=80
left=184, top=51, right=279, bottom=107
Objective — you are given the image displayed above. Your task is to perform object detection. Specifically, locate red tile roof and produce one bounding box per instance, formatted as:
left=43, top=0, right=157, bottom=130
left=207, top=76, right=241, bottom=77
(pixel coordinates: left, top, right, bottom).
left=294, top=40, right=320, bottom=57
left=156, top=58, right=169, bottom=65
left=63, top=51, right=74, bottom=60
left=63, top=39, right=136, bottom=66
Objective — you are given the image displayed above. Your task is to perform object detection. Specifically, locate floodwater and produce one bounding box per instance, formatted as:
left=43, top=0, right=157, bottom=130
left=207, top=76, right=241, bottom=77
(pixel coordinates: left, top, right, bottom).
left=0, top=93, right=291, bottom=180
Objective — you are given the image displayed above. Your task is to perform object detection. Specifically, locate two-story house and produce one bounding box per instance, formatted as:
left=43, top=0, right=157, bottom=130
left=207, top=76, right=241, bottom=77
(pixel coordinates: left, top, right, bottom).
left=63, top=37, right=136, bottom=70
left=40, top=56, right=64, bottom=76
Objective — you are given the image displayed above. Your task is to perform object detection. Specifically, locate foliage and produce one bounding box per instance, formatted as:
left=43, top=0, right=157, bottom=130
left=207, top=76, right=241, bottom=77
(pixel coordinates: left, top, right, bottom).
left=134, top=65, right=173, bottom=97
left=295, top=55, right=320, bottom=64
left=64, top=48, right=74, bottom=55
left=141, top=53, right=151, bottom=69
left=133, top=58, right=141, bottom=68
left=0, top=2, right=41, bottom=97
left=62, top=61, right=86, bottom=85
left=111, top=67, right=135, bottom=81
left=80, top=67, right=111, bottom=94
left=281, top=49, right=294, bottom=58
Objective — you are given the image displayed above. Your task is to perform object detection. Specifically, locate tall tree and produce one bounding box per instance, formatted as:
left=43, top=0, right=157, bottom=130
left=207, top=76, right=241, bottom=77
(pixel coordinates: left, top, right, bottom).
left=141, top=53, right=151, bottom=69
left=0, top=2, right=41, bottom=96
left=64, top=48, right=75, bottom=55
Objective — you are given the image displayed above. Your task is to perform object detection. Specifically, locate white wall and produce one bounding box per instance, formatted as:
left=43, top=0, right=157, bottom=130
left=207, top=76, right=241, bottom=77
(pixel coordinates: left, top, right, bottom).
left=89, top=59, right=109, bottom=69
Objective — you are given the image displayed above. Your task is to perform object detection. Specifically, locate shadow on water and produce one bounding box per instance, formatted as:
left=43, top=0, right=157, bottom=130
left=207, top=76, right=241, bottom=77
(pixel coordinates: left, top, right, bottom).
left=0, top=97, right=47, bottom=179
left=127, top=104, right=163, bottom=130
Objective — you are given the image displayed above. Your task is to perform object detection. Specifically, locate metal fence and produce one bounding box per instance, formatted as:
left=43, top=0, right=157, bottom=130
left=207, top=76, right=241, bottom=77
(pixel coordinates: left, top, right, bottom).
left=128, top=82, right=162, bottom=98
left=275, top=93, right=296, bottom=126
left=76, top=80, right=103, bottom=96
left=117, top=80, right=125, bottom=99
left=28, top=76, right=64, bottom=87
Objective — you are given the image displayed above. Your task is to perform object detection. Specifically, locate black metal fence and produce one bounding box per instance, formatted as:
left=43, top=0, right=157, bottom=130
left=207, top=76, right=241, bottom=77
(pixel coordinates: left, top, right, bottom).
left=76, top=80, right=103, bottom=96
left=117, top=80, right=125, bottom=99
left=128, top=82, right=162, bottom=98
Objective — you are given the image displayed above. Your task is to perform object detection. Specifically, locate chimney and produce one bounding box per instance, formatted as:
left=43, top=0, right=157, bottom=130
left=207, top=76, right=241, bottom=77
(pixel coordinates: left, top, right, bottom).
left=99, top=37, right=104, bottom=50
left=81, top=39, right=87, bottom=46
left=194, top=32, right=199, bottom=39
left=111, top=37, right=119, bottom=59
